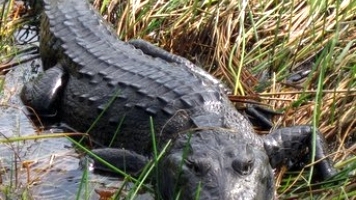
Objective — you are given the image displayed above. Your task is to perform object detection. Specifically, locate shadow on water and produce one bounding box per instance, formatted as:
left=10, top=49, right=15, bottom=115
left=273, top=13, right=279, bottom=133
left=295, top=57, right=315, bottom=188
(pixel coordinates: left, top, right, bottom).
left=0, top=28, right=153, bottom=200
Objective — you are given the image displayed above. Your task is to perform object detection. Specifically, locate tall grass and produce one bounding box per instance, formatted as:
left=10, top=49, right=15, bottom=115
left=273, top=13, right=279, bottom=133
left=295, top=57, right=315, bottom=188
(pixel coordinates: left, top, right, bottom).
left=0, top=0, right=26, bottom=66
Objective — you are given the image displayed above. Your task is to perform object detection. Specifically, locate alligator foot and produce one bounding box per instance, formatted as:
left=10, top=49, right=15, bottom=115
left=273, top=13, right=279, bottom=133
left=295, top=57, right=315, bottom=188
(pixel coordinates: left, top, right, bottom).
left=89, top=148, right=149, bottom=176
left=264, top=125, right=336, bottom=180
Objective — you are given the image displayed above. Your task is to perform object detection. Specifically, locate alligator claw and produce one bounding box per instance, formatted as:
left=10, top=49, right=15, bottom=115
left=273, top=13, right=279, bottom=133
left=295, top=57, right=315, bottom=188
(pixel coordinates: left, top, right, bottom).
left=264, top=125, right=337, bottom=180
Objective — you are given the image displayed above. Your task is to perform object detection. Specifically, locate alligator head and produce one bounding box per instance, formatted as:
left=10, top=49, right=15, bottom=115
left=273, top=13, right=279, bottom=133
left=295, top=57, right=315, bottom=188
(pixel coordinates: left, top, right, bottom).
left=157, top=129, right=274, bottom=200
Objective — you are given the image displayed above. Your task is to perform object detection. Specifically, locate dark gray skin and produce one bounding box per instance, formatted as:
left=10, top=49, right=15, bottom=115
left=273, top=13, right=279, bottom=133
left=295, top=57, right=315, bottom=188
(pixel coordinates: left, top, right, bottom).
left=21, top=0, right=336, bottom=199
left=157, top=130, right=274, bottom=200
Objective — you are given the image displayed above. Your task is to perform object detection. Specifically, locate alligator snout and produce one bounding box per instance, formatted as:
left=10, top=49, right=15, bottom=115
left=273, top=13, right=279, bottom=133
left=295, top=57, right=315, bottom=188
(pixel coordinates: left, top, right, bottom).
left=232, top=157, right=254, bottom=176
left=230, top=143, right=255, bottom=176
left=156, top=130, right=273, bottom=200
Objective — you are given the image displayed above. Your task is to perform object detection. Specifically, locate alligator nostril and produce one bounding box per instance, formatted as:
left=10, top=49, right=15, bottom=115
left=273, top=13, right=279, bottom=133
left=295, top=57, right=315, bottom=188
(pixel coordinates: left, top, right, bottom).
left=232, top=158, right=254, bottom=175
left=230, top=143, right=255, bottom=175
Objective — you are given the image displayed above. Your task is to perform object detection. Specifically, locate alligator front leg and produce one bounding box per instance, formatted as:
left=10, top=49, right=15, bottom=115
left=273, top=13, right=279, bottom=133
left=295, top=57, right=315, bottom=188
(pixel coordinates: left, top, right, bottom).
left=263, top=125, right=336, bottom=179
left=20, top=64, right=67, bottom=116
left=89, top=148, right=149, bottom=176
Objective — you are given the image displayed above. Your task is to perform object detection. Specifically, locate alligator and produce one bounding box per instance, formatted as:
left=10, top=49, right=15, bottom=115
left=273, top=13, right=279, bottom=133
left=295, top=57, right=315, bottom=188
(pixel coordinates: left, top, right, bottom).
left=21, top=0, right=336, bottom=199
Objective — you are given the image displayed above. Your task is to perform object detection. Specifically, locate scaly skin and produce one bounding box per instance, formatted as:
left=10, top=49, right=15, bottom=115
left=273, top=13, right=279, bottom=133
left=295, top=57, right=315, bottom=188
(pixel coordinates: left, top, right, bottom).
left=21, top=0, right=336, bottom=199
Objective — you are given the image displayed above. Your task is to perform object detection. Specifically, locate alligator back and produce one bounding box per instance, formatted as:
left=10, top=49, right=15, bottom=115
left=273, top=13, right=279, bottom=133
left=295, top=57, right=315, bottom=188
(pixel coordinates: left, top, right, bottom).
left=38, top=0, right=256, bottom=154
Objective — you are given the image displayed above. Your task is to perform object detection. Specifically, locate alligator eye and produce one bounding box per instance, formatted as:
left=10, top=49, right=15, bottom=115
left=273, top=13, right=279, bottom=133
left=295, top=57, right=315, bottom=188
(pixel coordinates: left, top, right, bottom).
left=185, top=158, right=211, bottom=176
left=232, top=158, right=254, bottom=175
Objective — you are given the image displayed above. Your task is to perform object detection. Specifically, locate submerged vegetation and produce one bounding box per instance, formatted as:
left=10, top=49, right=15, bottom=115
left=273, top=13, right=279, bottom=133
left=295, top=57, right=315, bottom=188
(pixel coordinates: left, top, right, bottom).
left=1, top=0, right=355, bottom=199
